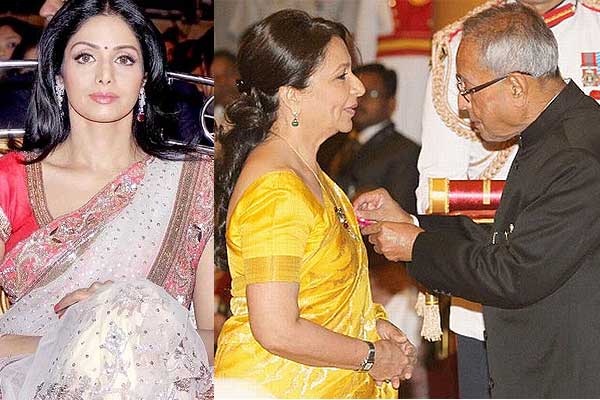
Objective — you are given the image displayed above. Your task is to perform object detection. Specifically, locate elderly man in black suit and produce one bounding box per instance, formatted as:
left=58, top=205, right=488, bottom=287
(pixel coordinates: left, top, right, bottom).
left=355, top=3, right=600, bottom=398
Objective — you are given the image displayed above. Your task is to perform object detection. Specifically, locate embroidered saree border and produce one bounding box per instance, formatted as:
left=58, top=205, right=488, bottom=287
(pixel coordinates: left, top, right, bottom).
left=147, top=161, right=197, bottom=284
left=25, top=159, right=53, bottom=227
left=31, top=232, right=99, bottom=292
left=0, top=158, right=147, bottom=301
left=147, top=156, right=213, bottom=308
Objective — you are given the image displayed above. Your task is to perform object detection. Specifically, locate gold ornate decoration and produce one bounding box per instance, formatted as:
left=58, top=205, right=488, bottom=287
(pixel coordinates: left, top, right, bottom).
left=430, top=0, right=501, bottom=143
left=477, top=145, right=516, bottom=179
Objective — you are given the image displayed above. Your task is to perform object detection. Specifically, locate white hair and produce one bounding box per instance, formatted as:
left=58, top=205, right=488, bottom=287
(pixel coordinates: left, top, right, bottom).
left=463, top=3, right=560, bottom=78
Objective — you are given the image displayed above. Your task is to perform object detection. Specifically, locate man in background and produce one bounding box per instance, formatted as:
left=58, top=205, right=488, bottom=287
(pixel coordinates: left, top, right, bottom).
left=320, top=63, right=420, bottom=215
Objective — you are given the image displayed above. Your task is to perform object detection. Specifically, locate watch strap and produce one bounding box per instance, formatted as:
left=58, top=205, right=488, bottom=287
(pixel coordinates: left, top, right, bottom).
left=357, top=340, right=376, bottom=372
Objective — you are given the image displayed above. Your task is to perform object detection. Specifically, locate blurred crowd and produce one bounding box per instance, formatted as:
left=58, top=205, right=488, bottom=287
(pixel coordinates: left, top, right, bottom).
left=0, top=16, right=42, bottom=129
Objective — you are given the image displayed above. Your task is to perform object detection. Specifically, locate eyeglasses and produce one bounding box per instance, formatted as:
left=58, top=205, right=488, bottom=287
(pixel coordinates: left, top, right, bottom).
left=456, top=71, right=531, bottom=103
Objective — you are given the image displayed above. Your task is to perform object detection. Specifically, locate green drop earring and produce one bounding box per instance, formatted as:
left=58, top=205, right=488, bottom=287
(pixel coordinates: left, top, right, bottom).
left=291, top=111, right=299, bottom=127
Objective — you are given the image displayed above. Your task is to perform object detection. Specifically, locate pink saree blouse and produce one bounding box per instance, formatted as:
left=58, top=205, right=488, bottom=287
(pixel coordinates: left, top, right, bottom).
left=0, top=152, right=38, bottom=253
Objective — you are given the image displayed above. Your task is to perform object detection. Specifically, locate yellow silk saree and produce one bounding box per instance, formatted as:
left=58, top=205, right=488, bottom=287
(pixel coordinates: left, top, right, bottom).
left=215, top=170, right=396, bottom=399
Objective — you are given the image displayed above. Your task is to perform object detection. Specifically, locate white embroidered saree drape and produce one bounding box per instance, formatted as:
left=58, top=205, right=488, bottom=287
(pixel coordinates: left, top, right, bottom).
left=0, top=155, right=214, bottom=399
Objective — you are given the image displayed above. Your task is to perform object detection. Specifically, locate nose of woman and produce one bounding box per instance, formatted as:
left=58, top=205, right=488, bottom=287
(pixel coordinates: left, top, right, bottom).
left=351, top=72, right=366, bottom=97
left=96, top=62, right=113, bottom=85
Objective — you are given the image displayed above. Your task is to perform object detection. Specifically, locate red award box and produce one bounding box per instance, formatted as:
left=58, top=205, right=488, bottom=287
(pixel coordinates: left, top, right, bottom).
left=427, top=178, right=506, bottom=223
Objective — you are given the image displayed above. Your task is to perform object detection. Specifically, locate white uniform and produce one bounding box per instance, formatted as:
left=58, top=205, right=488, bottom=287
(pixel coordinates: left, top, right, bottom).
left=354, top=0, right=431, bottom=144
left=417, top=0, right=600, bottom=341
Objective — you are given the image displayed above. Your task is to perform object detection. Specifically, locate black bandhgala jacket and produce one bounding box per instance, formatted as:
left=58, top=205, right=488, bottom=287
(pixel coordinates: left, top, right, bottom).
left=409, top=81, right=600, bottom=398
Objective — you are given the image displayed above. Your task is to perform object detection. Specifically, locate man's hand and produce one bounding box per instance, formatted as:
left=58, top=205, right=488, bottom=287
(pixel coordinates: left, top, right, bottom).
left=361, top=222, right=424, bottom=262
left=353, top=188, right=412, bottom=224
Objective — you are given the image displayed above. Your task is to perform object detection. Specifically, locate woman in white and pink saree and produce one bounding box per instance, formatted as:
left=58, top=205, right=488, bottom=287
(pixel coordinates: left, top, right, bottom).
left=0, top=0, right=214, bottom=398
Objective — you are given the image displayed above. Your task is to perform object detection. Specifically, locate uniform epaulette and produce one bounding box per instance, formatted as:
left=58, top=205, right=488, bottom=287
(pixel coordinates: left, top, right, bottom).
left=544, top=2, right=576, bottom=27
left=430, top=0, right=514, bottom=179
left=581, top=0, right=600, bottom=12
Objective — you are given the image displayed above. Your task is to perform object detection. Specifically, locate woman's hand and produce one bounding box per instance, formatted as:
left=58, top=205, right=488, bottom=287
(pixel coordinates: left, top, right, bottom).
left=369, top=320, right=418, bottom=388
left=376, top=319, right=416, bottom=358
left=375, top=319, right=418, bottom=383
left=369, top=338, right=415, bottom=389
left=54, top=280, right=113, bottom=319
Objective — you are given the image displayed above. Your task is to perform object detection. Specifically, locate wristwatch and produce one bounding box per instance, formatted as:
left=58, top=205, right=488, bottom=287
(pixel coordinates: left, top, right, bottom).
left=357, top=341, right=376, bottom=372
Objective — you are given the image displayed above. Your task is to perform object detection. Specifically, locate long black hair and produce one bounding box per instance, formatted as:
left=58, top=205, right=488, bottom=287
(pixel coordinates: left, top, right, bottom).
left=215, top=9, right=357, bottom=271
left=12, top=0, right=198, bottom=161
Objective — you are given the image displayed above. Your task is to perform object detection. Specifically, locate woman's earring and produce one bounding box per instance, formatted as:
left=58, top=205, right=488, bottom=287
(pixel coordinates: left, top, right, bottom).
left=291, top=111, right=299, bottom=127
left=55, top=78, right=64, bottom=115
left=137, top=86, right=146, bottom=122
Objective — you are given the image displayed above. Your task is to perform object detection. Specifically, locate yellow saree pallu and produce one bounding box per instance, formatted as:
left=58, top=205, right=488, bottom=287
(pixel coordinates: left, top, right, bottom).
left=215, top=171, right=396, bottom=399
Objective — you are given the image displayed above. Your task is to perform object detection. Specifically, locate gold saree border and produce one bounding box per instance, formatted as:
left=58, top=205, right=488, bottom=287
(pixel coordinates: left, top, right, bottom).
left=245, top=255, right=301, bottom=285
left=231, top=255, right=302, bottom=294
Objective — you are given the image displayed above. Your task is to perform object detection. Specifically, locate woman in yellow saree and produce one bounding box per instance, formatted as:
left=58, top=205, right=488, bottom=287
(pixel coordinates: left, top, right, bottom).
left=215, top=9, right=417, bottom=399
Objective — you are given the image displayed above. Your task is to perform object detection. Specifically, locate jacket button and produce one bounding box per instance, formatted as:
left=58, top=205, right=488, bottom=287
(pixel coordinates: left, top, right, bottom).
left=489, top=377, right=495, bottom=390
left=483, top=330, right=488, bottom=340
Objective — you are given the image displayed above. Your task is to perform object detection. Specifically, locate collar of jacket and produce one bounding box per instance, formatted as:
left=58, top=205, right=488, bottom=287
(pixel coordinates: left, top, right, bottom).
left=519, top=80, right=582, bottom=148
